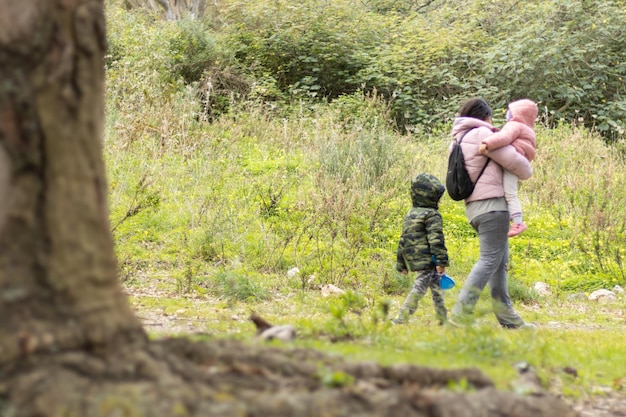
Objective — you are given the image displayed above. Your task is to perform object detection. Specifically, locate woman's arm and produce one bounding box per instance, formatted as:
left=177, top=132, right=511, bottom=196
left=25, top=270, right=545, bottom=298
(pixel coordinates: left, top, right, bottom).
left=488, top=145, right=532, bottom=179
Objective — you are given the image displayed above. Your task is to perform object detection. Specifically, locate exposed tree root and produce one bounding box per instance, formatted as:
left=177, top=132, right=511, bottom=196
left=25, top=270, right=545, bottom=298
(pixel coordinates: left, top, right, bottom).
left=0, top=338, right=577, bottom=417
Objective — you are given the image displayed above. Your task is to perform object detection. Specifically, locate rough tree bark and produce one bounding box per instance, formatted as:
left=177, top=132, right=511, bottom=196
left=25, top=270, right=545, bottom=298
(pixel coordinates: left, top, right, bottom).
left=0, top=1, right=578, bottom=416
left=0, top=0, right=146, bottom=365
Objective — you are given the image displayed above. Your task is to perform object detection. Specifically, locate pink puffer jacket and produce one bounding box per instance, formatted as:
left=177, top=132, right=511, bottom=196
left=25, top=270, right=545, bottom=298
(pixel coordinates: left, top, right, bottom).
left=481, top=99, right=538, bottom=161
left=450, top=117, right=533, bottom=204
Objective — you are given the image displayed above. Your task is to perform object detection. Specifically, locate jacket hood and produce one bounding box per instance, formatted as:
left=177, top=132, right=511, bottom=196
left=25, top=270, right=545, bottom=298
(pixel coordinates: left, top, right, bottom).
left=508, top=99, right=538, bottom=127
left=411, top=173, right=445, bottom=208
left=451, top=117, right=498, bottom=139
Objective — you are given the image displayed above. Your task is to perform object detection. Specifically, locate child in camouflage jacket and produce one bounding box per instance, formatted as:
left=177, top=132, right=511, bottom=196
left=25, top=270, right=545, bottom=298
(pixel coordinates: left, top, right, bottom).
left=392, top=173, right=449, bottom=325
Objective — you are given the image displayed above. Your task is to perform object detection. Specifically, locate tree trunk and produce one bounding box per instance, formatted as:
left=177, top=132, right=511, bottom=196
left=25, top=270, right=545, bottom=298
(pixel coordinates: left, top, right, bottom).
left=0, top=0, right=146, bottom=365
left=0, top=2, right=579, bottom=417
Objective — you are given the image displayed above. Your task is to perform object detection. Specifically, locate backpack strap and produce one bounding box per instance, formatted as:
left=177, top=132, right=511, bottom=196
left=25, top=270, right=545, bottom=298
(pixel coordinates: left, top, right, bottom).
left=475, top=157, right=490, bottom=184
left=456, top=128, right=473, bottom=144
left=456, top=128, right=490, bottom=185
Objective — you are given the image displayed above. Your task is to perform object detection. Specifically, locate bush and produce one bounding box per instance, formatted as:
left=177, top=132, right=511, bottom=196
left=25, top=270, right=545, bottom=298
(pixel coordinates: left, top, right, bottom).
left=106, top=2, right=626, bottom=299
left=210, top=270, right=270, bottom=301
left=476, top=0, right=626, bottom=140
left=222, top=0, right=381, bottom=99
left=168, top=19, right=220, bottom=84
left=108, top=0, right=626, bottom=139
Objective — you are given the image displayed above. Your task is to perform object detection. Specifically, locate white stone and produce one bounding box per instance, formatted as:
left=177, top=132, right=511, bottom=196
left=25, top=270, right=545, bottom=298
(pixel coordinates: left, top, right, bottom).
left=613, top=285, right=624, bottom=294
left=287, top=267, right=300, bottom=278
left=533, top=282, right=552, bottom=296
left=259, top=325, right=297, bottom=342
left=321, top=284, right=345, bottom=297
left=588, top=289, right=616, bottom=302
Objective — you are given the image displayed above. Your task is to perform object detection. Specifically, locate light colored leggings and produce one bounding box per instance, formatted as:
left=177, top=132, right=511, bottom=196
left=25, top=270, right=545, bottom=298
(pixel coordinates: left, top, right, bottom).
left=503, top=170, right=522, bottom=221
left=451, top=210, right=525, bottom=328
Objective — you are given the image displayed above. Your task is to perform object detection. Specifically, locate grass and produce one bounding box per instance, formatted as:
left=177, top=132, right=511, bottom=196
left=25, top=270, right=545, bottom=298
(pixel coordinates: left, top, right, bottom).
left=128, top=288, right=626, bottom=399
left=110, top=104, right=626, bottom=401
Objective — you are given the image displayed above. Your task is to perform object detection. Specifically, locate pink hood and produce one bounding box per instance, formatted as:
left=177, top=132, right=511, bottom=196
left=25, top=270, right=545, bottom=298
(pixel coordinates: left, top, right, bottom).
left=509, top=99, right=538, bottom=127
left=481, top=99, right=538, bottom=161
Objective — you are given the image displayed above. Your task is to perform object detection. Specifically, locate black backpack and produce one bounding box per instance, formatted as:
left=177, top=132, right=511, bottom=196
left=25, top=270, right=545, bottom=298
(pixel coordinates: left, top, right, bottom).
left=445, top=129, right=490, bottom=201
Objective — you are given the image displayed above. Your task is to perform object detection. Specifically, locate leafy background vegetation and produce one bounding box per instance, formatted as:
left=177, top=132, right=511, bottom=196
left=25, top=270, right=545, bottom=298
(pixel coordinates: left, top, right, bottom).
left=105, top=0, right=625, bottom=402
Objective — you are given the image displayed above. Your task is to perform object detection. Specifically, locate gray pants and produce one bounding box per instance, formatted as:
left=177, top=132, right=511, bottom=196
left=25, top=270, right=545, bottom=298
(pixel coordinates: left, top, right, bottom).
left=451, top=211, right=525, bottom=328
left=396, top=269, right=447, bottom=324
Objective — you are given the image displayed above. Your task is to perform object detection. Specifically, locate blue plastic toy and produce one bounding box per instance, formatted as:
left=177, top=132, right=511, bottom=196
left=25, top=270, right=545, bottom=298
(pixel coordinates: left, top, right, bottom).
left=431, top=255, right=456, bottom=290
left=439, top=274, right=456, bottom=290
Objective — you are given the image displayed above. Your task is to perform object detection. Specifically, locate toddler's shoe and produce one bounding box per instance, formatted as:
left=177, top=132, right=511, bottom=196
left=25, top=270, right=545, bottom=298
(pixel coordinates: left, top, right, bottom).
left=447, top=316, right=475, bottom=328
left=508, top=222, right=527, bottom=237
left=504, top=322, right=537, bottom=330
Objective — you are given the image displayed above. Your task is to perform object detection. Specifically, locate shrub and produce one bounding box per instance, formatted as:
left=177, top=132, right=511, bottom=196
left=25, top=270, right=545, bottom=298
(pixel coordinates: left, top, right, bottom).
left=167, top=19, right=220, bottom=84
left=210, top=270, right=269, bottom=301
left=222, top=0, right=381, bottom=99
left=473, top=0, right=626, bottom=139
left=106, top=2, right=626, bottom=299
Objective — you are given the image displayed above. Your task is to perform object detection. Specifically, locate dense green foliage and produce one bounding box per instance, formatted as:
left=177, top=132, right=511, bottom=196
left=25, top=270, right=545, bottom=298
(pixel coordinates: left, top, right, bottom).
left=107, top=0, right=626, bottom=138
left=105, top=0, right=626, bottom=300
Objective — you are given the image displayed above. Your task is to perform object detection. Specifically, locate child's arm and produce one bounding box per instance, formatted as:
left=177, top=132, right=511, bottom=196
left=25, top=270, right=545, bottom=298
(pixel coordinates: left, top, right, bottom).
left=396, top=238, right=408, bottom=273
left=480, top=122, right=523, bottom=153
left=425, top=212, right=449, bottom=268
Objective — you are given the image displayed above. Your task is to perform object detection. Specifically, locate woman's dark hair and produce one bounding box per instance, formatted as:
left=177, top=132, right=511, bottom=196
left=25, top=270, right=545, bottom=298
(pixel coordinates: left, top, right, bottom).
left=458, top=97, right=492, bottom=121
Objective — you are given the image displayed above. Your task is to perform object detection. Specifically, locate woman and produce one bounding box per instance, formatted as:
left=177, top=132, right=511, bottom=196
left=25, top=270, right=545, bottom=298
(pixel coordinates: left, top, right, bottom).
left=449, top=97, right=535, bottom=329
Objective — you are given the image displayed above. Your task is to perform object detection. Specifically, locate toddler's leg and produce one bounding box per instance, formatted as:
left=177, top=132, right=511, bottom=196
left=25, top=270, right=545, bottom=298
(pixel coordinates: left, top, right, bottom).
left=503, top=170, right=527, bottom=237
left=503, top=170, right=522, bottom=223
left=393, top=270, right=430, bottom=324
left=428, top=272, right=447, bottom=325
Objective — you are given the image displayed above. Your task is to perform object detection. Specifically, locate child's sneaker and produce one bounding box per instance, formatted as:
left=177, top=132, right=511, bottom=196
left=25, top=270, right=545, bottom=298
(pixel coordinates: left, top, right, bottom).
left=508, top=222, right=527, bottom=237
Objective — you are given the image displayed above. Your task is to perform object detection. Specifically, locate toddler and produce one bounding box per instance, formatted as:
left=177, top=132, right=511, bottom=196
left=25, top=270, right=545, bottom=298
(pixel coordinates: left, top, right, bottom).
left=479, top=99, right=538, bottom=237
left=392, top=173, right=449, bottom=324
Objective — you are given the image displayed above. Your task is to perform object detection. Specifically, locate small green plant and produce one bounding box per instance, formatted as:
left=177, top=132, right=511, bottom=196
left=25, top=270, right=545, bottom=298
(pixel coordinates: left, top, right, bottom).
left=111, top=174, right=161, bottom=232
left=209, top=269, right=269, bottom=302
left=382, top=271, right=412, bottom=295
left=447, top=377, right=473, bottom=393
left=317, top=366, right=355, bottom=388
left=507, top=277, right=540, bottom=305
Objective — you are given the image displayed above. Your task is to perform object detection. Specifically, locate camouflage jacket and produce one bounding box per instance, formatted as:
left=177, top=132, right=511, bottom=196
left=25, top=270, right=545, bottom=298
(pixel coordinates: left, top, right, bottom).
left=395, top=173, right=449, bottom=272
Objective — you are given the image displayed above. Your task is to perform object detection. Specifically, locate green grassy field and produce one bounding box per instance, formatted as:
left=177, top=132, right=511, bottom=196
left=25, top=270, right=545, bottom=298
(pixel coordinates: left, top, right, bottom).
left=108, top=104, right=626, bottom=401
